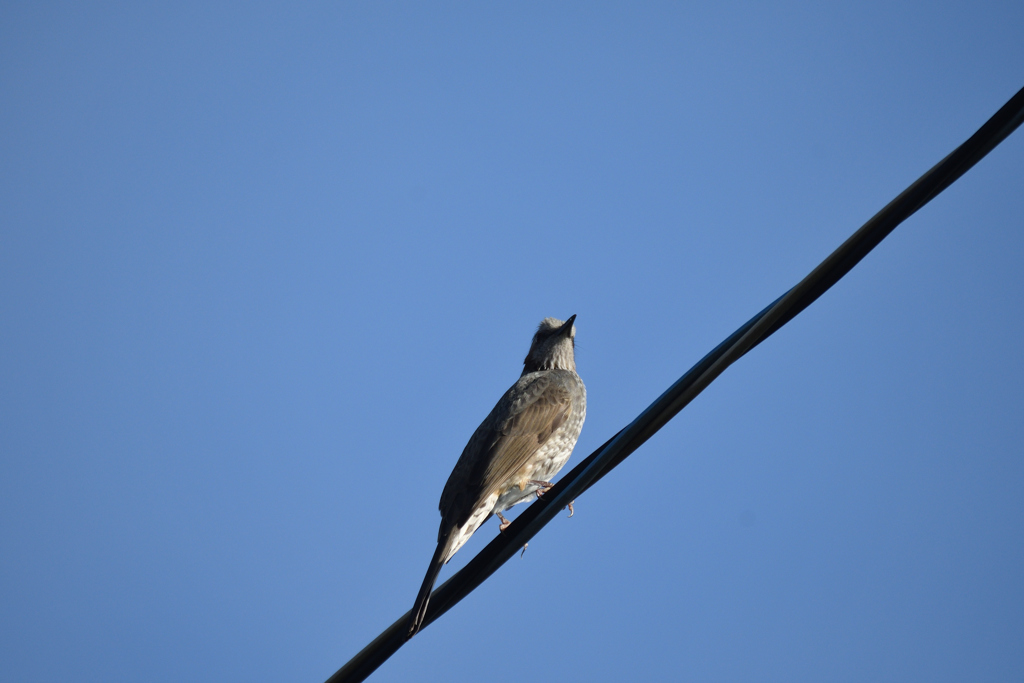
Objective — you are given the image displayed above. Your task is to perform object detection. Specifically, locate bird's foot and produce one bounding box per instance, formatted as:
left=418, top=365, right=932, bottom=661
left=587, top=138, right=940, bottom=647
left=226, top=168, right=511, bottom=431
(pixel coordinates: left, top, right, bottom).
left=496, top=513, right=527, bottom=554
left=528, top=480, right=554, bottom=497
left=528, top=483, right=577, bottom=516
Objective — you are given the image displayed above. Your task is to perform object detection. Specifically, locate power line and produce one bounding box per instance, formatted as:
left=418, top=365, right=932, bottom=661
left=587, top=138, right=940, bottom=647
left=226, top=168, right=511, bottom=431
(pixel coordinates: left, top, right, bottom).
left=327, top=84, right=1024, bottom=683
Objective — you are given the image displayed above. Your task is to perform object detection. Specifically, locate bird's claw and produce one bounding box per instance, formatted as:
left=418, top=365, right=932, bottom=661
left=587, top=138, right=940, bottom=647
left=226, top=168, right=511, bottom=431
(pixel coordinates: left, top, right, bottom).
left=496, top=512, right=511, bottom=532
left=529, top=480, right=554, bottom=498
left=520, top=543, right=528, bottom=558
left=528, top=480, right=574, bottom=518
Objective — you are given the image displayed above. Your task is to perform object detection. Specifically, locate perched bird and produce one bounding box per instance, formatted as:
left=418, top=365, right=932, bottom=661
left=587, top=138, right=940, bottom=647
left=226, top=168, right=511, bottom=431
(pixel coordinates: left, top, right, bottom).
left=406, top=315, right=587, bottom=638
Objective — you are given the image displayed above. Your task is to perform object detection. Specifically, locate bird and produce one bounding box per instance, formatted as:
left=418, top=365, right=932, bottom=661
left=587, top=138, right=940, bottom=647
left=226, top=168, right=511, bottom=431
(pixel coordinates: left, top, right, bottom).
left=406, top=315, right=587, bottom=638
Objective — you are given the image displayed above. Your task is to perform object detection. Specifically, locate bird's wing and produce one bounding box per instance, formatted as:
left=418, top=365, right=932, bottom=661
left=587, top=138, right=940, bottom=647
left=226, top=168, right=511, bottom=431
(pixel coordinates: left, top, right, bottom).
left=440, top=373, right=572, bottom=528
left=479, top=375, right=572, bottom=487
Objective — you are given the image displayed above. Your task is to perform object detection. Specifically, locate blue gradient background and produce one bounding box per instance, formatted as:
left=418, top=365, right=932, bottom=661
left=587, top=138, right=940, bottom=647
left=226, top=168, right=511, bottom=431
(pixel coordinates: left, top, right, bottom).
left=2, top=3, right=1022, bottom=682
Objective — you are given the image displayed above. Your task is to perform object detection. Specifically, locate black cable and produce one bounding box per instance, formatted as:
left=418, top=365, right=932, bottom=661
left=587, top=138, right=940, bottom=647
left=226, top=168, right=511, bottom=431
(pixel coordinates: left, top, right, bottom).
left=326, top=84, right=1024, bottom=683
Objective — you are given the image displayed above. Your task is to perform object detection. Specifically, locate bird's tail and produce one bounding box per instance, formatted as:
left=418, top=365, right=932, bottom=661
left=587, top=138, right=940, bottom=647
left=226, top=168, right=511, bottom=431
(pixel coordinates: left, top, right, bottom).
left=407, top=531, right=457, bottom=639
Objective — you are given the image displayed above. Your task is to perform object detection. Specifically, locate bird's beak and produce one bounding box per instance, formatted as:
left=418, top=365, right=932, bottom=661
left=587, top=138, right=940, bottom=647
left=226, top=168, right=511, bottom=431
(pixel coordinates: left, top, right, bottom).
left=558, top=314, right=577, bottom=337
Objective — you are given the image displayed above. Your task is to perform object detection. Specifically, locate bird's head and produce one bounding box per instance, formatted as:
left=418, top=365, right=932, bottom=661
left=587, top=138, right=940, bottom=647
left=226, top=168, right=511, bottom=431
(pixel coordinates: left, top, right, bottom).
left=522, top=315, right=577, bottom=374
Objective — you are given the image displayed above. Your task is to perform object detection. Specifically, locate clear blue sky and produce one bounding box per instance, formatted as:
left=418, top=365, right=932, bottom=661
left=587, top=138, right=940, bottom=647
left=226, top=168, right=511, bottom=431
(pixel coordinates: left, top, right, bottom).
left=2, top=3, right=1022, bottom=682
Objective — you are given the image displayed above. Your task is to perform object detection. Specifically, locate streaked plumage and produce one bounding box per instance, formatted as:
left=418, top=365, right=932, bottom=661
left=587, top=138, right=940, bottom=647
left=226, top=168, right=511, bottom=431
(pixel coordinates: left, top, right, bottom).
left=406, top=316, right=586, bottom=638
